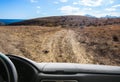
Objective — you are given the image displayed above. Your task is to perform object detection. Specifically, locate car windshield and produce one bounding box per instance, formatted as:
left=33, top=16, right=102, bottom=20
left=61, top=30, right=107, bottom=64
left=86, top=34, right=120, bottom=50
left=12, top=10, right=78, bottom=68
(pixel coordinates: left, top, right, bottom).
left=0, top=0, right=120, bottom=66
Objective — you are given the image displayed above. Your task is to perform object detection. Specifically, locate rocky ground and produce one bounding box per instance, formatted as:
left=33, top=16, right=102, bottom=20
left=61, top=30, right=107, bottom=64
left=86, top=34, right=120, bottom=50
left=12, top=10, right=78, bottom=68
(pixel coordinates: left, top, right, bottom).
left=0, top=25, right=120, bottom=66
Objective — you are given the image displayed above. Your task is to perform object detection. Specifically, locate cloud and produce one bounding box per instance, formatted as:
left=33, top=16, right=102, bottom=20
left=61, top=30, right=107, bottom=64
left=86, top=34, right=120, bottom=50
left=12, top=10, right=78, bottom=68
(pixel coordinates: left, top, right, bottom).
left=54, top=1, right=59, bottom=4
left=70, top=0, right=103, bottom=7
left=30, top=0, right=38, bottom=3
left=80, top=0, right=103, bottom=7
left=59, top=6, right=80, bottom=14
left=60, top=0, right=68, bottom=3
left=112, top=4, right=120, bottom=8
left=36, top=6, right=40, bottom=14
left=84, top=8, right=92, bottom=10
left=105, top=4, right=120, bottom=12
left=105, top=8, right=116, bottom=11
left=109, top=12, right=120, bottom=16
left=59, top=0, right=120, bottom=17
left=88, top=11, right=120, bottom=17
left=59, top=5, right=120, bottom=17
left=59, top=5, right=95, bottom=16
left=36, top=10, right=40, bottom=14
left=109, top=0, right=114, bottom=4
left=36, top=6, right=40, bottom=9
left=73, top=2, right=78, bottom=5
left=73, top=0, right=116, bottom=7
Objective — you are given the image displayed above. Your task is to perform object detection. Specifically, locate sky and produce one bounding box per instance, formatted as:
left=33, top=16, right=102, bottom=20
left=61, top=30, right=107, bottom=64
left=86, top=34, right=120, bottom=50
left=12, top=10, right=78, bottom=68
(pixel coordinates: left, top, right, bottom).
left=0, top=0, right=120, bottom=19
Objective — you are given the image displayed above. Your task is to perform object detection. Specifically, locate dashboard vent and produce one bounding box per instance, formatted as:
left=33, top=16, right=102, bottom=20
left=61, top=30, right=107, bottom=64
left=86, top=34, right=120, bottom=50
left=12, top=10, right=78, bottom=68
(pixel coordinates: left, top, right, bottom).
left=41, top=80, right=78, bottom=82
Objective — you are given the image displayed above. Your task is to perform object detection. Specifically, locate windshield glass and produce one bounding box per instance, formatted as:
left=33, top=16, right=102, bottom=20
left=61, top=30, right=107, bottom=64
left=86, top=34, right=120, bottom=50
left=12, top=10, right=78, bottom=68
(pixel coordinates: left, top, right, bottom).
left=0, top=0, right=120, bottom=66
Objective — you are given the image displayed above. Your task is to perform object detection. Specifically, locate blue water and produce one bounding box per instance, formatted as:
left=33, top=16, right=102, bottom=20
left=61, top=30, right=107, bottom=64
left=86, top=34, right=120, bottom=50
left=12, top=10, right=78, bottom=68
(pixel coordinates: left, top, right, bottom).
left=0, top=19, right=25, bottom=24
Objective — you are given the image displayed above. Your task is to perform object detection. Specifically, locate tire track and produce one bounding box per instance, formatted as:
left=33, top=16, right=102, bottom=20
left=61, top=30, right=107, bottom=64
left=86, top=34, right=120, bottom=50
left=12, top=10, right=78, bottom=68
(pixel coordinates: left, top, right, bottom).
left=40, top=29, right=89, bottom=63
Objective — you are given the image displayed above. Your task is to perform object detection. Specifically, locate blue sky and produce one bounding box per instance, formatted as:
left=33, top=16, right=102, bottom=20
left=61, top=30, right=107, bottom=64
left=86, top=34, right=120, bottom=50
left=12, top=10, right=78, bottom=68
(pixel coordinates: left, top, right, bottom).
left=0, top=0, right=120, bottom=19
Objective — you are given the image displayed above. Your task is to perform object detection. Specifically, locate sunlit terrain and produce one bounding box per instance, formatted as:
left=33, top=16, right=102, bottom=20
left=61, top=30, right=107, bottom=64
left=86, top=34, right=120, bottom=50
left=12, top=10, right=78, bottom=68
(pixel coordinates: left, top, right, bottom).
left=0, top=24, right=119, bottom=66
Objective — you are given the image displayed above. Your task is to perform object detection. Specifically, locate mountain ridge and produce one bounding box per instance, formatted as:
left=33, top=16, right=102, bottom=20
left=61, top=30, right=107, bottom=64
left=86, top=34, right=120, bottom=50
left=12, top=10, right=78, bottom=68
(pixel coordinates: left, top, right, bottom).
left=9, top=15, right=120, bottom=27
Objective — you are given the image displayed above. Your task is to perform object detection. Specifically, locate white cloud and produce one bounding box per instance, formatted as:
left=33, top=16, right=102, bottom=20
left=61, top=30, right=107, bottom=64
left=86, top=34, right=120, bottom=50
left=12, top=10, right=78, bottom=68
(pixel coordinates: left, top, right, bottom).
left=60, top=0, right=68, bottom=3
left=36, top=6, right=40, bottom=9
left=112, top=4, right=120, bottom=8
left=36, top=10, right=40, bottom=14
left=59, top=5, right=95, bottom=16
left=73, top=0, right=103, bottom=7
left=30, top=0, right=38, bottom=3
left=59, top=5, right=120, bottom=17
left=54, top=1, right=59, bottom=4
left=109, top=0, right=114, bottom=4
left=80, top=0, right=103, bottom=7
left=105, top=8, right=116, bottom=11
left=109, top=12, right=120, bottom=16
left=36, top=6, right=40, bottom=14
left=73, top=2, right=78, bottom=5
left=73, top=0, right=116, bottom=6
left=88, top=11, right=120, bottom=17
left=59, top=1, right=120, bottom=17
left=59, top=6, right=80, bottom=14
left=105, top=4, right=120, bottom=12
left=84, top=8, right=92, bottom=10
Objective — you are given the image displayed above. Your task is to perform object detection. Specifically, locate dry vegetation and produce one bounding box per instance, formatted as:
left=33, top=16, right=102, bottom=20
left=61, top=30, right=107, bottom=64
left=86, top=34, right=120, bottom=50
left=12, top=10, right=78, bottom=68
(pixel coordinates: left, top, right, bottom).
left=0, top=25, right=120, bottom=66
left=9, top=15, right=120, bottom=28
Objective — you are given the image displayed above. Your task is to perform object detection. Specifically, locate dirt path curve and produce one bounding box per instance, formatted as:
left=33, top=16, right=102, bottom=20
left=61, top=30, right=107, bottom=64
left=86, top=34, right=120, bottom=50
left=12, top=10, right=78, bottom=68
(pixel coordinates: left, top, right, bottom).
left=0, top=26, right=120, bottom=65
left=0, top=27, right=94, bottom=63
left=39, top=29, right=90, bottom=63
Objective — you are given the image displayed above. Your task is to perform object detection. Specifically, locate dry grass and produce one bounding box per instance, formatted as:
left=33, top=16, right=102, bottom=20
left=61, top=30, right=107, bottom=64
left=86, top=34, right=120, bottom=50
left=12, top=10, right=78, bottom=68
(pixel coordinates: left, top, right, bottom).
left=73, top=25, right=120, bottom=65
left=0, top=25, right=120, bottom=66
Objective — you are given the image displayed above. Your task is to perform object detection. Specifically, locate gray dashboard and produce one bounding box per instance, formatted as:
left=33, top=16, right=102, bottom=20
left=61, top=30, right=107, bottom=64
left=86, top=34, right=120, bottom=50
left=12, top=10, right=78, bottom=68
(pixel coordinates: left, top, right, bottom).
left=37, top=63, right=120, bottom=74
left=7, top=55, right=120, bottom=82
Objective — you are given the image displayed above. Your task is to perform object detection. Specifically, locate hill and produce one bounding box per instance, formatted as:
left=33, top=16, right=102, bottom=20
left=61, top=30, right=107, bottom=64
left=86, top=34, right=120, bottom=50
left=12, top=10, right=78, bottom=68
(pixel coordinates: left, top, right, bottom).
left=9, top=15, right=120, bottom=27
left=0, top=25, right=120, bottom=66
left=0, top=22, right=5, bottom=26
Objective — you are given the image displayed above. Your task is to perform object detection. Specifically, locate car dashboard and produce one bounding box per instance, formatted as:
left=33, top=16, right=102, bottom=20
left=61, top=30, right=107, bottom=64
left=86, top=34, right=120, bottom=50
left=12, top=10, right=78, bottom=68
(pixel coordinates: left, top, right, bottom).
left=1, top=55, right=120, bottom=82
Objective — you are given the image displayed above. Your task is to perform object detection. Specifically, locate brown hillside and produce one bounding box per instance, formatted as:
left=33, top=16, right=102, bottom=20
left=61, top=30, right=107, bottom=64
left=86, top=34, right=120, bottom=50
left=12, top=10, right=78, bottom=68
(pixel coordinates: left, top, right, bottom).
left=9, top=15, right=120, bottom=27
left=0, top=22, right=5, bottom=26
left=0, top=25, right=120, bottom=66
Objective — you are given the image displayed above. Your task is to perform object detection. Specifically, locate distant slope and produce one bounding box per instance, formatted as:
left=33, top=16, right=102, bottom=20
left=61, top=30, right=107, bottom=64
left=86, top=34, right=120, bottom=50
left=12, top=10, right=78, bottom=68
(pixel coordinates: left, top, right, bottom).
left=9, top=15, right=120, bottom=27
left=0, top=22, right=5, bottom=25
left=0, top=19, right=24, bottom=25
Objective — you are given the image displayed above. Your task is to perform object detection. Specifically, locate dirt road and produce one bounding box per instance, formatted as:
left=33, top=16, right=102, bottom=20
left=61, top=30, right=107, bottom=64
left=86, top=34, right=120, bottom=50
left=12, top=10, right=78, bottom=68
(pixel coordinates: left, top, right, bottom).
left=0, top=26, right=120, bottom=66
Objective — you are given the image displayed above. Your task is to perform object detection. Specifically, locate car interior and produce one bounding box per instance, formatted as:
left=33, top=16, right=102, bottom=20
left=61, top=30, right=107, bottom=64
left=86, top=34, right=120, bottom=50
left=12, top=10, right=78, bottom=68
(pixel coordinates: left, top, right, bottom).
left=0, top=53, right=120, bottom=82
